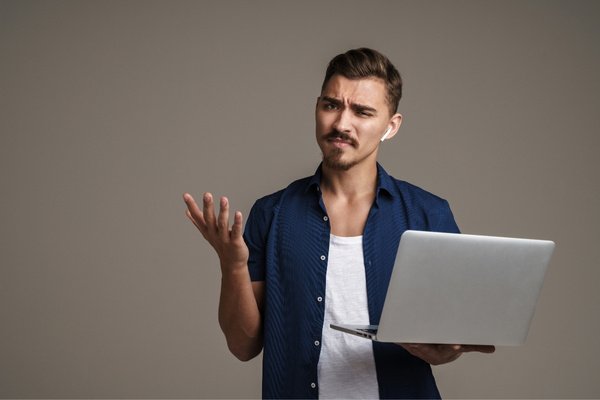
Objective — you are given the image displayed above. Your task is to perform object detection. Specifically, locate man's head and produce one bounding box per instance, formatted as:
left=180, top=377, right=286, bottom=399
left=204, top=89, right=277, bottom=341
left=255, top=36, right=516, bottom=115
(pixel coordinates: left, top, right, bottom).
left=316, top=48, right=403, bottom=171
left=321, top=48, right=402, bottom=116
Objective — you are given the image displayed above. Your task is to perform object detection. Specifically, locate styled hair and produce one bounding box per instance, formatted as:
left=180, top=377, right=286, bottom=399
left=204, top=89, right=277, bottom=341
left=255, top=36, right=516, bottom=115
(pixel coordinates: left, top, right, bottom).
left=321, top=48, right=402, bottom=115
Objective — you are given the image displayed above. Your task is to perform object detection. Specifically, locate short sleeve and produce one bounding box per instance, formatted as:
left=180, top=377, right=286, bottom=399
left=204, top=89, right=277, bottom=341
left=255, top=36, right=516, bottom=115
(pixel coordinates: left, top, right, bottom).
left=243, top=197, right=276, bottom=282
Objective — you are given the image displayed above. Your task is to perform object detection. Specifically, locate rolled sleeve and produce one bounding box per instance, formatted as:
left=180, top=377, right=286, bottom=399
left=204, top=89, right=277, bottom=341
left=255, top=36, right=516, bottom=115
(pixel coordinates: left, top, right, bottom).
left=243, top=194, right=279, bottom=282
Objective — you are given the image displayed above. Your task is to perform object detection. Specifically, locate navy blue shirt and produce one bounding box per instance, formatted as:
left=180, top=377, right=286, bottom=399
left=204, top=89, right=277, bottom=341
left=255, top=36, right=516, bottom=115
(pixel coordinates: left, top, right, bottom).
left=243, top=163, right=460, bottom=399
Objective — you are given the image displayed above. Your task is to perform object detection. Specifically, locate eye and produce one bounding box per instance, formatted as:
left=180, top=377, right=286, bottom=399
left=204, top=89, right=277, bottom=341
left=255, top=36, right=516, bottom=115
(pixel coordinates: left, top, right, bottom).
left=323, top=102, right=338, bottom=111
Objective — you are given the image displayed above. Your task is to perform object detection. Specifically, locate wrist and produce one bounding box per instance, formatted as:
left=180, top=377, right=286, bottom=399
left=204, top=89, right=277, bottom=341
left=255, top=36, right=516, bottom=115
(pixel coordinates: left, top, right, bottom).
left=221, top=261, right=249, bottom=277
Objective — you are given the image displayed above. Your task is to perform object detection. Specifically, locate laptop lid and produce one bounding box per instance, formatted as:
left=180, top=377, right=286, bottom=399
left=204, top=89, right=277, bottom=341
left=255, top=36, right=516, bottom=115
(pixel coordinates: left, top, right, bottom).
left=358, top=231, right=553, bottom=345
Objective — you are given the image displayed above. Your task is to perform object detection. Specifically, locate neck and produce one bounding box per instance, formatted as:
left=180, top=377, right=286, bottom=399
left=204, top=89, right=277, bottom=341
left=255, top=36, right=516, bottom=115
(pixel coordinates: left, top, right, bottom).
left=320, top=162, right=378, bottom=199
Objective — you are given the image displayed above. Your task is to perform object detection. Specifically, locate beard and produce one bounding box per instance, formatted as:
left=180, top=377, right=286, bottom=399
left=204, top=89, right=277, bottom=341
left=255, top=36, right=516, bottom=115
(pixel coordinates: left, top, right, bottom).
left=322, top=148, right=359, bottom=171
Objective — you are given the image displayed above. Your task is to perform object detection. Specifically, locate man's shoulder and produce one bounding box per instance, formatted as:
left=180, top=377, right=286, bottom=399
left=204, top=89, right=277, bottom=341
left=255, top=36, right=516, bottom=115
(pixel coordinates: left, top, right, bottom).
left=383, top=172, right=459, bottom=232
left=394, top=178, right=449, bottom=205
left=383, top=170, right=451, bottom=211
left=251, top=175, right=314, bottom=212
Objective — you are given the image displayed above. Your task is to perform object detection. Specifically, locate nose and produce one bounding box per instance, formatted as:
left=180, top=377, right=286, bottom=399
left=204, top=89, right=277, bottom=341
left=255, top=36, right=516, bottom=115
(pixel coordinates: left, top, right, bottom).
left=332, top=108, right=352, bottom=133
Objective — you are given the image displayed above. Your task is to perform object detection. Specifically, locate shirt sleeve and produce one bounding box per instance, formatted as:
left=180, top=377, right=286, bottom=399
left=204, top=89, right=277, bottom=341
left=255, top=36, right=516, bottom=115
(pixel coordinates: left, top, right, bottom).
left=243, top=197, right=275, bottom=282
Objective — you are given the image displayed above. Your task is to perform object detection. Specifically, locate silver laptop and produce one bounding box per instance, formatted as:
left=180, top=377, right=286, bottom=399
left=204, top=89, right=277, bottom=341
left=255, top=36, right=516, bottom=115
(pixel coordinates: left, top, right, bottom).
left=331, top=230, right=555, bottom=345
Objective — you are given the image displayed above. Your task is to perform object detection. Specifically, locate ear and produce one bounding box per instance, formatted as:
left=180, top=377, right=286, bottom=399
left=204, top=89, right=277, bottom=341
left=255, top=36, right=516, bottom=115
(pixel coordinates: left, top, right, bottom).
left=381, top=113, right=403, bottom=141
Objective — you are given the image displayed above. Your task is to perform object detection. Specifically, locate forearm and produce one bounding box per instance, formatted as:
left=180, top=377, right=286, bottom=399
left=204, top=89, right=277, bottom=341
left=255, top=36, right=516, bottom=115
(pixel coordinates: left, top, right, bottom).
left=218, top=263, right=263, bottom=361
left=183, top=192, right=262, bottom=360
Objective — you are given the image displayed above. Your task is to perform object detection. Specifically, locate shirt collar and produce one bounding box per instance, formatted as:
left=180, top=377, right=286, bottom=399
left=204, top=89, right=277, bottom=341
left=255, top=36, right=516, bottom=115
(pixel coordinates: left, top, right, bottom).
left=375, top=163, right=395, bottom=199
left=306, top=164, right=323, bottom=193
left=305, top=163, right=395, bottom=200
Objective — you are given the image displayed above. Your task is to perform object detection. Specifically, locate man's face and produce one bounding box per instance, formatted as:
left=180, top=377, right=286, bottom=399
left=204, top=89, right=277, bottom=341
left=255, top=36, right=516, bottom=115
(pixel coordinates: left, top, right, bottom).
left=315, top=74, right=400, bottom=171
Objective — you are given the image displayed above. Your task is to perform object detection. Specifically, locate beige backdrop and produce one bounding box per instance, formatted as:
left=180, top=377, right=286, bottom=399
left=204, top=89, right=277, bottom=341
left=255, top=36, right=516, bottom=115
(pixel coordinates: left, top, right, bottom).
left=1, top=0, right=599, bottom=398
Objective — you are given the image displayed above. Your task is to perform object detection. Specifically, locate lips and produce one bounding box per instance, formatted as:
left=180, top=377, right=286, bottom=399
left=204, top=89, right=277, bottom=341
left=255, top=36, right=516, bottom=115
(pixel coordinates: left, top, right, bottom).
left=330, top=137, right=352, bottom=146
left=325, top=132, right=357, bottom=148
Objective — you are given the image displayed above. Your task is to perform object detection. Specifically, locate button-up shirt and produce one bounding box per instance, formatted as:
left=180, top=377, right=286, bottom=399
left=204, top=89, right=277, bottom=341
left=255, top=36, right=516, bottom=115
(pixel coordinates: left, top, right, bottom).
left=243, top=163, right=460, bottom=399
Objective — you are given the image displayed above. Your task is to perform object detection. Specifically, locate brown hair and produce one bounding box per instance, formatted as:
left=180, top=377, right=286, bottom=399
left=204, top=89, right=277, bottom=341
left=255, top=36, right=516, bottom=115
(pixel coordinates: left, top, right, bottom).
left=321, top=48, right=402, bottom=115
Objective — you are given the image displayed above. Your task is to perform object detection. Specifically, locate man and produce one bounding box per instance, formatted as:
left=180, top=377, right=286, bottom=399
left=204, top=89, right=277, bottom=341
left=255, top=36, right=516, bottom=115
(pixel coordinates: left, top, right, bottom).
left=183, top=48, right=494, bottom=399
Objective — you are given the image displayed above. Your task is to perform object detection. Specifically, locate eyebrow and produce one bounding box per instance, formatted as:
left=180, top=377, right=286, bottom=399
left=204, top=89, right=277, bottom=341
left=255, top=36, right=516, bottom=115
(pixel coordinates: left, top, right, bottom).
left=320, top=96, right=378, bottom=115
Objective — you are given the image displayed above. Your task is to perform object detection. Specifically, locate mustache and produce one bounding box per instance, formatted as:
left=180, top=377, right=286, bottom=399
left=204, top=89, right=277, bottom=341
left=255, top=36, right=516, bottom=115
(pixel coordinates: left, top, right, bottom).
left=325, top=131, right=358, bottom=147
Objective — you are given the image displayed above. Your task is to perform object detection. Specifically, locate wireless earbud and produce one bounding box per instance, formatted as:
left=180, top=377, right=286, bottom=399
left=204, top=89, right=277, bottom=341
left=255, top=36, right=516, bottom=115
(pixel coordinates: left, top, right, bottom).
left=380, top=127, right=392, bottom=142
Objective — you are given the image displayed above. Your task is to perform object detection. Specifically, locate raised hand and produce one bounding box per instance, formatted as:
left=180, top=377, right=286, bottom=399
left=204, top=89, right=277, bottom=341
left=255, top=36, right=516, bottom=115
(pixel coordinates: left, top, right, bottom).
left=183, top=192, right=263, bottom=360
left=183, top=192, right=249, bottom=272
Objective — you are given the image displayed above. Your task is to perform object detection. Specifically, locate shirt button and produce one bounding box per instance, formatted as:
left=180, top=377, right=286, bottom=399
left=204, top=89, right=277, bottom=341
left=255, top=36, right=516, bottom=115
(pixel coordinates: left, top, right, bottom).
left=314, top=340, right=320, bottom=346
left=311, top=382, right=317, bottom=389
left=317, top=296, right=323, bottom=302
left=323, top=216, right=329, bottom=222
left=320, top=255, right=326, bottom=261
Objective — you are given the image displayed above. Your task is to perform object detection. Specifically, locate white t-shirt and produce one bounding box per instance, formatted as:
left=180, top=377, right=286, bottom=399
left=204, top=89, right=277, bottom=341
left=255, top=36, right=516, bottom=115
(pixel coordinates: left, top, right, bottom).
left=317, top=234, right=379, bottom=399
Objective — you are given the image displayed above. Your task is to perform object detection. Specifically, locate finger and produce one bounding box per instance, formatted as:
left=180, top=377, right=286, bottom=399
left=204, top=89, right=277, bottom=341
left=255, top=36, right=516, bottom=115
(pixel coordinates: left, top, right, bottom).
left=203, top=192, right=216, bottom=229
left=183, top=193, right=207, bottom=227
left=186, top=209, right=202, bottom=231
left=460, top=345, right=496, bottom=354
left=217, top=196, right=230, bottom=242
left=432, top=345, right=463, bottom=364
left=183, top=192, right=197, bottom=213
left=442, top=344, right=463, bottom=357
left=231, top=211, right=244, bottom=239
left=440, top=344, right=464, bottom=356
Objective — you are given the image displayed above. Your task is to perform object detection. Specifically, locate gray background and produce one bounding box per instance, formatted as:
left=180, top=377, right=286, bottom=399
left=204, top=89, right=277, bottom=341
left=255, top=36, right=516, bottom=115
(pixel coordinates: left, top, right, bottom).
left=1, top=0, right=599, bottom=398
